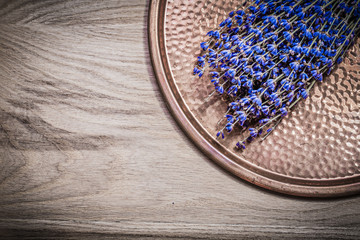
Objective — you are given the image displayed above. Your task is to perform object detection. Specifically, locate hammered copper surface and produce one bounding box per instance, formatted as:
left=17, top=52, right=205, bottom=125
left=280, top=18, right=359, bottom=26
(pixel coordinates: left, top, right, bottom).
left=150, top=0, right=360, bottom=196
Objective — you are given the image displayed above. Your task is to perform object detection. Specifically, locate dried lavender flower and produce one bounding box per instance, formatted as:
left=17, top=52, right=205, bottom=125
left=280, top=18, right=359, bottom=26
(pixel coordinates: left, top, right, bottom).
left=194, top=0, right=360, bottom=149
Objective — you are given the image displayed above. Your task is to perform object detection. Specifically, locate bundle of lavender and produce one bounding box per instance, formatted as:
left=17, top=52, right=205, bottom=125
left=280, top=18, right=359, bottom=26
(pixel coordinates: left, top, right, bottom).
left=193, top=0, right=360, bottom=149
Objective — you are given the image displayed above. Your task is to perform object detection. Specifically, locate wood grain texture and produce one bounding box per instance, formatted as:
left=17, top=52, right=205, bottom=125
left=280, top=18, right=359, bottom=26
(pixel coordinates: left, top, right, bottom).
left=0, top=0, right=359, bottom=239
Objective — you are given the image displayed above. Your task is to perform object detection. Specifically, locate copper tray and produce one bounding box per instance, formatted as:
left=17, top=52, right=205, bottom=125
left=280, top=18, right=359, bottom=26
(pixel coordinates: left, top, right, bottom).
left=148, top=0, right=360, bottom=197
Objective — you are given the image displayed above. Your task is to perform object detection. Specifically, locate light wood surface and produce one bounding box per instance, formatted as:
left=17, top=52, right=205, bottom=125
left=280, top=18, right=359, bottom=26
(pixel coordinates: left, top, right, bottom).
left=0, top=0, right=359, bottom=239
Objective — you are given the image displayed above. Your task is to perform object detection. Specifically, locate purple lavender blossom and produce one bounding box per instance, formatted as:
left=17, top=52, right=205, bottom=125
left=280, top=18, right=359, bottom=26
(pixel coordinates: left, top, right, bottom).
left=194, top=0, right=360, bottom=150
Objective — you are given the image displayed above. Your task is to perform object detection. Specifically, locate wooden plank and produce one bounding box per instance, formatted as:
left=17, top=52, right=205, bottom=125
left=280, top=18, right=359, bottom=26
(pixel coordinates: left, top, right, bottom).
left=0, top=0, right=359, bottom=239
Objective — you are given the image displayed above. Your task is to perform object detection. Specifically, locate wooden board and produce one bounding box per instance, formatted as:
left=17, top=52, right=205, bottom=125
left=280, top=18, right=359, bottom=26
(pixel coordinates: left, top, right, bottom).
left=0, top=0, right=360, bottom=239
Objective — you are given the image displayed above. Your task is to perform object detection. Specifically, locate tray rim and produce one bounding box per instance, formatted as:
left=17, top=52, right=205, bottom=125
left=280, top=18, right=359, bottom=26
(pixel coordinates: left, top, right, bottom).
left=148, top=0, right=360, bottom=197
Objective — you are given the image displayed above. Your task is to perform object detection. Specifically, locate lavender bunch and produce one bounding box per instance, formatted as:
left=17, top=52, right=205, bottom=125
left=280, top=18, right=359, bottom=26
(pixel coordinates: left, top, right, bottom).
left=193, top=0, right=360, bottom=149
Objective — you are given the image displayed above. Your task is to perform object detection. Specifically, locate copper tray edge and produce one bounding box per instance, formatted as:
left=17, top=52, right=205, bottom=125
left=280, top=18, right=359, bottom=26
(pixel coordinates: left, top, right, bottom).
left=148, top=0, right=360, bottom=197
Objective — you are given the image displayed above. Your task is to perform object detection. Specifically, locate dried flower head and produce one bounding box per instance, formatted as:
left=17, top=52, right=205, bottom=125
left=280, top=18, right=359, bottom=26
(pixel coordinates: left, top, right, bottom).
left=194, top=0, right=360, bottom=149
